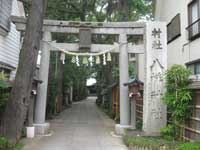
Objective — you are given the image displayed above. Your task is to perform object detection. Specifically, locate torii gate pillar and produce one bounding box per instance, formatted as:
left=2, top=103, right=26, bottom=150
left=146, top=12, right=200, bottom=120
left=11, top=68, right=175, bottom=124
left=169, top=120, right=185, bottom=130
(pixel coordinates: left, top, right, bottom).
left=34, top=31, right=51, bottom=135
left=115, top=34, right=131, bottom=134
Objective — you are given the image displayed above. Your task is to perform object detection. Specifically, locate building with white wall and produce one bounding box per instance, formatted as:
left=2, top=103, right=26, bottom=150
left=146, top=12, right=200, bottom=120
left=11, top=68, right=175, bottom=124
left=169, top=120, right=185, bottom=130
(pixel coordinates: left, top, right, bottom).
left=154, top=0, right=200, bottom=74
left=154, top=0, right=200, bottom=140
left=0, top=0, right=24, bottom=80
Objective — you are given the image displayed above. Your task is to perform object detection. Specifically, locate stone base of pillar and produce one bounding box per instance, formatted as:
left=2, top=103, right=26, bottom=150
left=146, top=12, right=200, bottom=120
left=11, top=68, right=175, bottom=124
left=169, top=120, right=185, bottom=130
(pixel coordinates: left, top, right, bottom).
left=115, top=124, right=133, bottom=135
left=33, top=123, right=50, bottom=135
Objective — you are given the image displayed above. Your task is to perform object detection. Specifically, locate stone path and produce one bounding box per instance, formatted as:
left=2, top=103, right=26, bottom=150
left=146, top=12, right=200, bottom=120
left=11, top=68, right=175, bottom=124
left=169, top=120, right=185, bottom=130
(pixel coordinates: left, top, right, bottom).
left=24, top=97, right=127, bottom=150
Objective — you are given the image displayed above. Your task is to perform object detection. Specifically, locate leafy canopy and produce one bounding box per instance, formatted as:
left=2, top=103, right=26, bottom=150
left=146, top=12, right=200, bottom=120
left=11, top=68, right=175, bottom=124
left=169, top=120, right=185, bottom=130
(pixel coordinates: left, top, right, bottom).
left=46, top=0, right=152, bottom=21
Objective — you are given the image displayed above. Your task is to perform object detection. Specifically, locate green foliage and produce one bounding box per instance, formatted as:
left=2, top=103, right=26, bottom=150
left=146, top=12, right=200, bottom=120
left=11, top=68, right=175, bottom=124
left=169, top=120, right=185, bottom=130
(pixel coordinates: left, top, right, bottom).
left=64, top=56, right=93, bottom=101
left=164, top=65, right=192, bottom=123
left=114, top=0, right=153, bottom=21
left=46, top=0, right=152, bottom=22
left=47, top=51, right=93, bottom=117
left=112, top=66, right=119, bottom=81
left=129, top=63, right=136, bottom=78
left=112, top=64, right=136, bottom=81
left=162, top=65, right=192, bottom=140
left=14, top=145, right=23, bottom=150
left=123, top=136, right=177, bottom=149
left=0, top=79, right=7, bottom=88
left=0, top=137, right=23, bottom=150
left=0, top=71, right=8, bottom=88
left=123, top=132, right=200, bottom=150
left=0, top=71, right=10, bottom=111
left=136, top=119, right=143, bottom=130
left=21, top=128, right=27, bottom=138
left=177, top=141, right=200, bottom=150
left=160, top=125, right=178, bottom=141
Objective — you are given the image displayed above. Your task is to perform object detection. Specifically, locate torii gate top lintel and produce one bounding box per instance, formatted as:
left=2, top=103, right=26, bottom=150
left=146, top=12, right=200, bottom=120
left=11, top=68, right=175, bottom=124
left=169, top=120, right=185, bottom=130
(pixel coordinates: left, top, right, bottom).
left=11, top=16, right=146, bottom=54
left=11, top=16, right=145, bottom=35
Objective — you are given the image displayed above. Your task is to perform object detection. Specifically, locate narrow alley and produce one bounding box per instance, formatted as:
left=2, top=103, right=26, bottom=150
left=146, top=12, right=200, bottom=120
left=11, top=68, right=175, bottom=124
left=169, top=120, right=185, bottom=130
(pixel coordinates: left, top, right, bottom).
left=24, top=97, right=127, bottom=150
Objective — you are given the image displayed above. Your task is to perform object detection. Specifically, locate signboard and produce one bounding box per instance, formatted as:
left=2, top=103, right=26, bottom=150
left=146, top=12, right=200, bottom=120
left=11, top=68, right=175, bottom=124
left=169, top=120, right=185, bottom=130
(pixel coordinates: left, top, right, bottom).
left=79, top=28, right=91, bottom=51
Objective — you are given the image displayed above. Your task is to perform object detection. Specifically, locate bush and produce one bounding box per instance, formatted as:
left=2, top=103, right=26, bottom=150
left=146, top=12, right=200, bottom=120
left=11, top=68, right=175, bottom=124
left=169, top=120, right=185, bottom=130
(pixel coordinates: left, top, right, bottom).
left=0, top=72, right=11, bottom=113
left=123, top=136, right=178, bottom=149
left=123, top=135, right=200, bottom=150
left=164, top=65, right=192, bottom=123
left=163, top=65, right=192, bottom=140
left=177, top=141, right=200, bottom=150
left=0, top=137, right=23, bottom=150
left=21, top=128, right=27, bottom=138
left=160, top=124, right=178, bottom=141
left=136, top=119, right=143, bottom=130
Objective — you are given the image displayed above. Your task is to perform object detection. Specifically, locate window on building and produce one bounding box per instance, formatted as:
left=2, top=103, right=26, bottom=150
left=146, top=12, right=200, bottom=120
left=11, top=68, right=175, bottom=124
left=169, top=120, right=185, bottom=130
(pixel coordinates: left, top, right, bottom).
left=188, top=0, right=200, bottom=40
left=0, top=0, right=12, bottom=36
left=167, top=14, right=181, bottom=43
left=186, top=60, right=200, bottom=75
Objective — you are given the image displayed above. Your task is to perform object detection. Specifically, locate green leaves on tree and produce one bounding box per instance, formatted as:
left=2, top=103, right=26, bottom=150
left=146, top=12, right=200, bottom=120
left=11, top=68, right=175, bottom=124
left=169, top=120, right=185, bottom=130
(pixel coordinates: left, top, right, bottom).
left=161, top=65, right=192, bottom=140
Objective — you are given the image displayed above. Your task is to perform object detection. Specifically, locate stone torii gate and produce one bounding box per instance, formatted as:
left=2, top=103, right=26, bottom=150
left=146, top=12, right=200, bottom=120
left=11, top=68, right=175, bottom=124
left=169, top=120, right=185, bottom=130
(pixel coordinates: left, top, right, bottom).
left=12, top=16, right=167, bottom=136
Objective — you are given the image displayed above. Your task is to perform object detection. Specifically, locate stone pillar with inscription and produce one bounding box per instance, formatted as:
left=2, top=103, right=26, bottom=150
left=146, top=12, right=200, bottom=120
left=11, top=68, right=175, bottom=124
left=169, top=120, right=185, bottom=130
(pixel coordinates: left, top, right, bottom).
left=143, top=22, right=167, bottom=135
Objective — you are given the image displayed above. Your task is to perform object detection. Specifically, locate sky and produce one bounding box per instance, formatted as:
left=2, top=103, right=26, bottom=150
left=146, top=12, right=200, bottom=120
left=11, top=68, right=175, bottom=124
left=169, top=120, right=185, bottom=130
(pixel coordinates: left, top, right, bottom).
left=86, top=78, right=96, bottom=86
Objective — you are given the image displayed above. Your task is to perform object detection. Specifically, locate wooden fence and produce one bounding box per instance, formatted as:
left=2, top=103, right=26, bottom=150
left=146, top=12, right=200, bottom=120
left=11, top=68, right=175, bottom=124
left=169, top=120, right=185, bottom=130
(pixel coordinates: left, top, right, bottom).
left=128, top=82, right=200, bottom=141
left=181, top=89, right=200, bottom=141
left=110, top=80, right=200, bottom=141
left=128, top=81, right=144, bottom=125
left=111, top=84, right=120, bottom=120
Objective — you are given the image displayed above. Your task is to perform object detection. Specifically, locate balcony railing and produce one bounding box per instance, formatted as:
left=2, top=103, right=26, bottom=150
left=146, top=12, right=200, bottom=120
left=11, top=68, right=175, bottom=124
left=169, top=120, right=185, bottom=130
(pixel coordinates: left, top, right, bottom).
left=186, top=18, right=200, bottom=40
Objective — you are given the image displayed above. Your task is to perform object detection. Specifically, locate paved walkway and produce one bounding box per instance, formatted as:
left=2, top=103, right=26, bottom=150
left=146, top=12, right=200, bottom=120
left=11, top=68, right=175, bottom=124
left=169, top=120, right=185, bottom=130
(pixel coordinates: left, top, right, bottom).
left=24, top=97, right=127, bottom=150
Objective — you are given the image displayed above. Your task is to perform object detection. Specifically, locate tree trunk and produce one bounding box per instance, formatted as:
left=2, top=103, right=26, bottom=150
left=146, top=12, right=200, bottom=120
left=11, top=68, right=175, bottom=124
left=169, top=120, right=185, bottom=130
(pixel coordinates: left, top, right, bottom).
left=117, top=0, right=129, bottom=21
left=80, top=0, right=87, bottom=21
left=0, top=0, right=45, bottom=141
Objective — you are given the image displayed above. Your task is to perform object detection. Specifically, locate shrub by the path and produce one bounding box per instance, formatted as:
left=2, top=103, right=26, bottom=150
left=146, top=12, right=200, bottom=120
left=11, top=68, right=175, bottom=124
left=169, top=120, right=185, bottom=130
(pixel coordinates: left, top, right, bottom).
left=0, top=137, right=23, bottom=150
